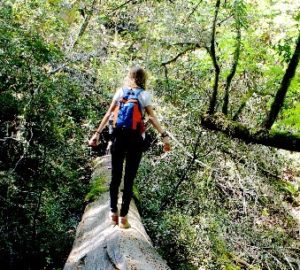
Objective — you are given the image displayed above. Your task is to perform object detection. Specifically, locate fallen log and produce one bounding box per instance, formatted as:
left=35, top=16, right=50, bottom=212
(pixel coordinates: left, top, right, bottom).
left=201, top=114, right=300, bottom=152
left=64, top=155, right=170, bottom=270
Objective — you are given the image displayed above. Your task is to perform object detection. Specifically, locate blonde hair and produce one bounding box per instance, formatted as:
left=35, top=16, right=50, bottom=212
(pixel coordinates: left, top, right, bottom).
left=124, top=66, right=147, bottom=89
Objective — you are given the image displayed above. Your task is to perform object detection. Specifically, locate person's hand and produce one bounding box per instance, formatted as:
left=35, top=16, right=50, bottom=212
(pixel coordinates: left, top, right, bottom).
left=163, top=136, right=171, bottom=152
left=88, top=132, right=99, bottom=147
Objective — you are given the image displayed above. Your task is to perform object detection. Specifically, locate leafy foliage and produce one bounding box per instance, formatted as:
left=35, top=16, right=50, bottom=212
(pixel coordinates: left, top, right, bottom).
left=1, top=0, right=300, bottom=269
left=137, top=118, right=299, bottom=269
left=0, top=3, right=100, bottom=269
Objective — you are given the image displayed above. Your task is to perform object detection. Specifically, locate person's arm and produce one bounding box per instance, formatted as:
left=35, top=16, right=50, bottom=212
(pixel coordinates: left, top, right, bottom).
left=145, top=105, right=171, bottom=152
left=88, top=100, right=117, bottom=147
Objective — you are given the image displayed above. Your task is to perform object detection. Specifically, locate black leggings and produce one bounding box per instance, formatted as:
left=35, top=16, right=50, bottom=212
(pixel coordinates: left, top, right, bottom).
left=110, top=128, right=143, bottom=217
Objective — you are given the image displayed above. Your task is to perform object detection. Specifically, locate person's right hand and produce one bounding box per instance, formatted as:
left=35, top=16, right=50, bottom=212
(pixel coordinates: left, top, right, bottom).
left=88, top=133, right=99, bottom=147
left=163, top=136, right=171, bottom=152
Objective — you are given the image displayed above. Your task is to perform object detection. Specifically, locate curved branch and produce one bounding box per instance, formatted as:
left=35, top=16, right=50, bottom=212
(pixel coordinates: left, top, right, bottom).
left=12, top=127, right=34, bottom=172
left=232, top=72, right=256, bottom=121
left=208, top=0, right=221, bottom=115
left=162, top=44, right=199, bottom=66
left=264, top=32, right=300, bottom=130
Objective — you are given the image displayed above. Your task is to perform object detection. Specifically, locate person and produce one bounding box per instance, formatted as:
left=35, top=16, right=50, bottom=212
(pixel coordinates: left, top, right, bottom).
left=88, top=66, right=170, bottom=229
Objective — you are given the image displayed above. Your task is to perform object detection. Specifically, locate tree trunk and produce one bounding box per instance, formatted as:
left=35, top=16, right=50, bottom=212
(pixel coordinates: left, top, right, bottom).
left=64, top=155, right=170, bottom=270
left=70, top=0, right=98, bottom=50
left=208, top=0, right=221, bottom=115
left=264, top=32, right=300, bottom=130
left=201, top=114, right=300, bottom=152
left=222, top=24, right=241, bottom=115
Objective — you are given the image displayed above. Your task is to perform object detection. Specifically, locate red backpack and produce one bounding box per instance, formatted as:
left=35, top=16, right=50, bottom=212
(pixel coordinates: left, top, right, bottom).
left=113, top=88, right=145, bottom=132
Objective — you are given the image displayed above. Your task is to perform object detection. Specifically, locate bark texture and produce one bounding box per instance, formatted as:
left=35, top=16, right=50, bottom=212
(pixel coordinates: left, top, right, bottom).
left=207, top=0, right=221, bottom=114
left=64, top=155, right=170, bottom=270
left=264, top=33, right=300, bottom=129
left=201, top=114, right=300, bottom=152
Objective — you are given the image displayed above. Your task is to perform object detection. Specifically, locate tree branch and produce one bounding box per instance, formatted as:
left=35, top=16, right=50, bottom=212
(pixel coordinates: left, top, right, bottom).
left=12, top=127, right=34, bottom=172
left=232, top=89, right=254, bottom=121
left=49, top=47, right=107, bottom=74
left=70, top=0, right=98, bottom=50
left=264, top=32, right=300, bottom=130
left=51, top=0, right=100, bottom=73
left=201, top=114, right=300, bottom=152
left=208, top=0, right=221, bottom=114
left=109, top=0, right=135, bottom=15
left=185, top=0, right=203, bottom=21
left=162, top=44, right=199, bottom=66
left=163, top=65, right=170, bottom=91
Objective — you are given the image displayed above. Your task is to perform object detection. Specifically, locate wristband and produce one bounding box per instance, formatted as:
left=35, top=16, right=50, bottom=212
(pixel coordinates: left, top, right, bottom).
left=96, top=131, right=101, bottom=135
left=161, top=131, right=168, bottom=138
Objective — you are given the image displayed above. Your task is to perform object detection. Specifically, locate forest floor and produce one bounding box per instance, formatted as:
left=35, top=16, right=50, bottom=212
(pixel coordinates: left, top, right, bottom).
left=280, top=151, right=300, bottom=229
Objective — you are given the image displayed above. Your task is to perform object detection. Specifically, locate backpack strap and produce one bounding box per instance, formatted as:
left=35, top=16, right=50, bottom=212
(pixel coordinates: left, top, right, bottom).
left=121, top=88, right=143, bottom=109
left=122, top=88, right=142, bottom=99
left=113, top=88, right=144, bottom=128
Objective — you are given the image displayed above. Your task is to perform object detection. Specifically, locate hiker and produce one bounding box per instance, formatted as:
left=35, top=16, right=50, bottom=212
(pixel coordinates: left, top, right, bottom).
left=88, top=66, right=170, bottom=229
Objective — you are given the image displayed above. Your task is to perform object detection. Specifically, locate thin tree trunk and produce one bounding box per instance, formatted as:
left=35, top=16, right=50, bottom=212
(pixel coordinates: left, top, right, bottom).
left=264, top=32, right=300, bottom=130
left=71, top=0, right=98, bottom=50
left=208, top=0, right=221, bottom=115
left=232, top=73, right=256, bottom=121
left=232, top=89, right=254, bottom=121
left=185, top=0, right=203, bottom=22
left=50, top=0, right=99, bottom=73
left=222, top=24, right=241, bottom=115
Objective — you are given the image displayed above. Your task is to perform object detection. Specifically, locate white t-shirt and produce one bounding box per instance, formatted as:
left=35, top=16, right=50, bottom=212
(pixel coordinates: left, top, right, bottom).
left=113, top=88, right=152, bottom=112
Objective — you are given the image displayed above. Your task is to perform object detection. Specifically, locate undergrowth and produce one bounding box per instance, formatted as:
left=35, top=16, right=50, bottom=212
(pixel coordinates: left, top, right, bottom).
left=136, top=105, right=300, bottom=270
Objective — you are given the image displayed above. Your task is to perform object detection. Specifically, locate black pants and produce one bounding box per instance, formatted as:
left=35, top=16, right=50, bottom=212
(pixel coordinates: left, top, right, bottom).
left=110, top=128, right=143, bottom=217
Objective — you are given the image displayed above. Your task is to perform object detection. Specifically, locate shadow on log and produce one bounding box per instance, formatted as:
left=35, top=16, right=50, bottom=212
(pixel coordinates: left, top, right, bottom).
left=64, top=155, right=170, bottom=270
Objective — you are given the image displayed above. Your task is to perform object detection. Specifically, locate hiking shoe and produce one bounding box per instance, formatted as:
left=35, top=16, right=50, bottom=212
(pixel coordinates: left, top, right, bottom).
left=119, top=216, right=131, bottom=229
left=110, top=211, right=118, bottom=225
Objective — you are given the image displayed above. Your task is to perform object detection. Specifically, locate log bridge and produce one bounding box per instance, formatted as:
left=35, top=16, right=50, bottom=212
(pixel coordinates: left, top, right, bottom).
left=64, top=155, right=170, bottom=270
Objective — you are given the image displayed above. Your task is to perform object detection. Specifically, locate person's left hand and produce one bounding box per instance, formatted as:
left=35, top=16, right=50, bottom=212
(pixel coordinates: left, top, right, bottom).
left=88, top=133, right=99, bottom=147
